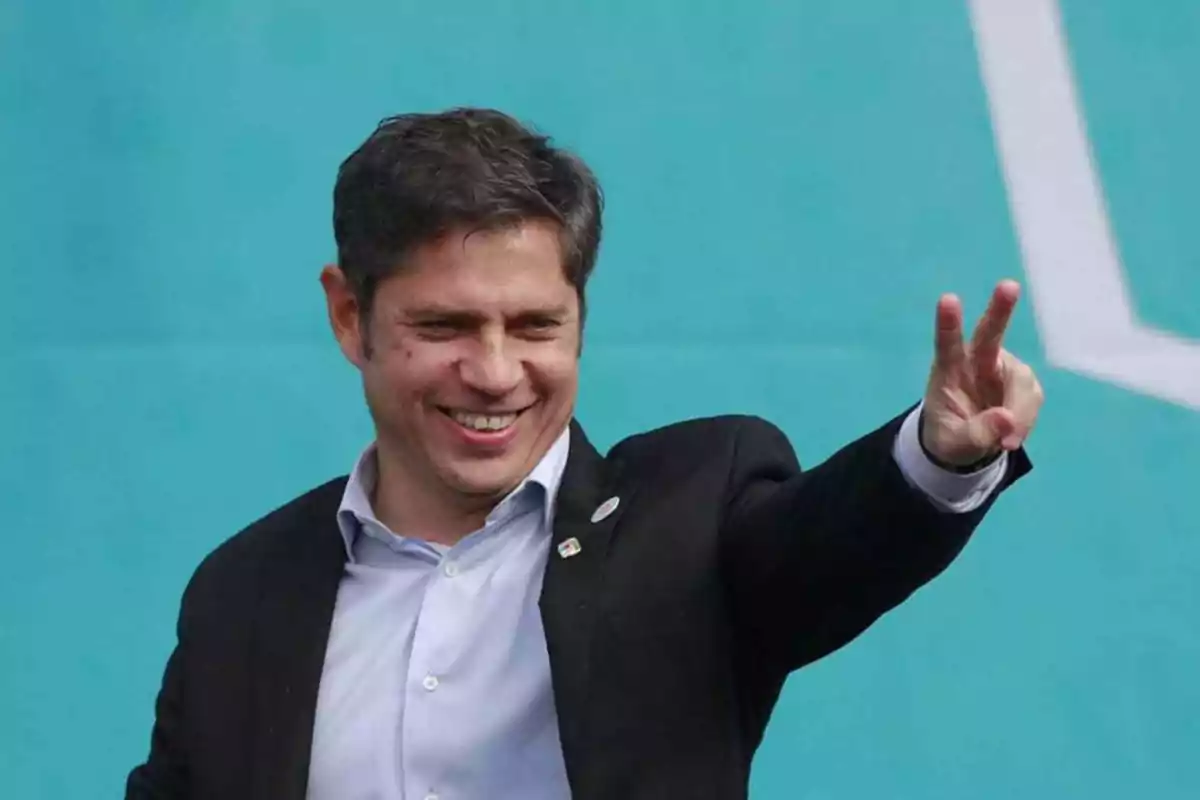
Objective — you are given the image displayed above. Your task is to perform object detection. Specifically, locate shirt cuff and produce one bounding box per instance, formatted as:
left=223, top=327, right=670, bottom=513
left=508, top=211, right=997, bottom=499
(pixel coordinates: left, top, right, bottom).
left=891, top=403, right=1007, bottom=513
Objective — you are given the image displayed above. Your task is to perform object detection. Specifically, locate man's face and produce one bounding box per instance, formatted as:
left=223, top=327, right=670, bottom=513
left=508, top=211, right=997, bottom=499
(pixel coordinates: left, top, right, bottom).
left=323, top=219, right=580, bottom=505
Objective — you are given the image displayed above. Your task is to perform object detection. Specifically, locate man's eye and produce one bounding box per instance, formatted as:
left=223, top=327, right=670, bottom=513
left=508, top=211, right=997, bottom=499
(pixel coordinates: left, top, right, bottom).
left=516, top=319, right=562, bottom=339
left=415, top=322, right=460, bottom=340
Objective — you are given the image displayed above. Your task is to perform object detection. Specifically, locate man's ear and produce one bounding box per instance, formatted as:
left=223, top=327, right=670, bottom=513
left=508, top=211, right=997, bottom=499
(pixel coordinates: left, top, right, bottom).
left=319, top=265, right=368, bottom=366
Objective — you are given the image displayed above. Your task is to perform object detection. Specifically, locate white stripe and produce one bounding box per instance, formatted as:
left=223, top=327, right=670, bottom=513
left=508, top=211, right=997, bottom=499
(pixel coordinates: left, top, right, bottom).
left=968, top=0, right=1200, bottom=411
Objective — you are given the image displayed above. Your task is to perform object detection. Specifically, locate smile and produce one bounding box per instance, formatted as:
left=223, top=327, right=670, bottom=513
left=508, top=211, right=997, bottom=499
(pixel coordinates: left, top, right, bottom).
left=439, top=407, right=529, bottom=433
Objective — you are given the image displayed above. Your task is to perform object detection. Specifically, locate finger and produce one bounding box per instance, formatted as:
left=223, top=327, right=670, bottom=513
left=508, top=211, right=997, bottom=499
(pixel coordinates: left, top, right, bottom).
left=977, top=347, right=1015, bottom=401
left=934, top=294, right=966, bottom=371
left=970, top=280, right=1020, bottom=377
left=1000, top=362, right=1044, bottom=449
left=965, top=406, right=1017, bottom=453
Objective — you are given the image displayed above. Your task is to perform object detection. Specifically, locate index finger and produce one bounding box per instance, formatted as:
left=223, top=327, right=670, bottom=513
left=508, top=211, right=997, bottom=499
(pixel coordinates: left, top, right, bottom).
left=934, top=293, right=966, bottom=370
left=970, top=280, right=1020, bottom=363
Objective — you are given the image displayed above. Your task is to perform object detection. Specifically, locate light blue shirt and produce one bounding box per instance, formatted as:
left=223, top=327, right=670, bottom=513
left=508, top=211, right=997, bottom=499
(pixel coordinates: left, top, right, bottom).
left=307, top=428, right=573, bottom=800
left=305, top=408, right=1005, bottom=799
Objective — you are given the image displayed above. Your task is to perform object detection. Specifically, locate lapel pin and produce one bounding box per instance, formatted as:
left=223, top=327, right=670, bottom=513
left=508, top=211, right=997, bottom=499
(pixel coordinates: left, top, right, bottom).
left=557, top=537, right=583, bottom=559
left=591, top=496, right=620, bottom=524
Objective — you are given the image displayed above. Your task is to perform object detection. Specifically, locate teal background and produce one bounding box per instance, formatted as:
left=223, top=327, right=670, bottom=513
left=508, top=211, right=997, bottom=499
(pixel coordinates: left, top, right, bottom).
left=2, top=1, right=1198, bottom=797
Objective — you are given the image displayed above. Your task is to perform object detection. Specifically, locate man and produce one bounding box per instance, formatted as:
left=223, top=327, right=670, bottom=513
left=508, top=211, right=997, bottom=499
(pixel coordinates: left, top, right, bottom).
left=126, top=107, right=1041, bottom=800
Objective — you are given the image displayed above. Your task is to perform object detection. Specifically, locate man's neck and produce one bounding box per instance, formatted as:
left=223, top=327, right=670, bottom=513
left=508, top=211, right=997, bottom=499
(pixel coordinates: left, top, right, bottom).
left=364, top=422, right=572, bottom=547
left=369, top=452, right=506, bottom=547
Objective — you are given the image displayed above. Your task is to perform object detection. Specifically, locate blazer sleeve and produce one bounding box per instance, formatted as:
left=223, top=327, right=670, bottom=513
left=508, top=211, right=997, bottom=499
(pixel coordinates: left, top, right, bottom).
left=717, top=408, right=1031, bottom=673
left=125, top=587, right=195, bottom=797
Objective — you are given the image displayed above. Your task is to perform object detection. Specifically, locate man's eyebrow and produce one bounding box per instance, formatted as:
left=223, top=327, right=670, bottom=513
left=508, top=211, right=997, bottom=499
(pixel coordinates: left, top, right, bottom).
left=400, top=304, right=572, bottom=321
left=400, top=306, right=484, bottom=322
left=510, top=305, right=572, bottom=320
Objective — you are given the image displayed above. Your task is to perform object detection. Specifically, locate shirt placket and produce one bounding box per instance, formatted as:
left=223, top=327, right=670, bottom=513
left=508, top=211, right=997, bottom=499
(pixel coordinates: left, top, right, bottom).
left=401, top=534, right=478, bottom=800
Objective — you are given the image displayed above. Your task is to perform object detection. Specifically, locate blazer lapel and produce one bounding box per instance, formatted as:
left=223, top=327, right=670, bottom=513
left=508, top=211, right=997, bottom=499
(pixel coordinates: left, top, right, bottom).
left=249, top=487, right=348, bottom=800
left=540, top=419, right=635, bottom=784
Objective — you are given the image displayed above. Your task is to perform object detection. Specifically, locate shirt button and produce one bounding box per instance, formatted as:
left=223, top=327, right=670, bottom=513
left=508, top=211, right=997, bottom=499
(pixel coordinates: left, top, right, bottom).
left=443, top=562, right=459, bottom=577
left=422, top=675, right=439, bottom=691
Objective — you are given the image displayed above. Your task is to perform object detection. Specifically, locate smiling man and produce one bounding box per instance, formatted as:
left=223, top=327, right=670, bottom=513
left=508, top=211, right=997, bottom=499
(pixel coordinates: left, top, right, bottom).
left=327, top=215, right=583, bottom=546
left=126, top=108, right=1041, bottom=800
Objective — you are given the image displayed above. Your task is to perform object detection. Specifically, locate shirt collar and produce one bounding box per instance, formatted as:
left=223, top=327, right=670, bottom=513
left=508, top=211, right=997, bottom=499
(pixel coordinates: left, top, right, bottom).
left=336, top=425, right=572, bottom=560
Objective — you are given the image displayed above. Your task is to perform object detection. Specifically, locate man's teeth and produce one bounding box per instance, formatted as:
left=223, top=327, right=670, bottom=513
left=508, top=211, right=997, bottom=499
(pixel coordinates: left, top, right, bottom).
left=450, top=411, right=518, bottom=432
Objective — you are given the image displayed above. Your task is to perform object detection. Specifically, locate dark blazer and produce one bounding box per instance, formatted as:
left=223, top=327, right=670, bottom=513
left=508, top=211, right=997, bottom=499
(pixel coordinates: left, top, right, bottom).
left=126, top=409, right=1031, bottom=799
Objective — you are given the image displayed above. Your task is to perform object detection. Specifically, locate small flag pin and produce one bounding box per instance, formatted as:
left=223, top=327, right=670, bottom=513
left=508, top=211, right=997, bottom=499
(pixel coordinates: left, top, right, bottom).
left=557, top=537, right=583, bottom=559
left=591, top=496, right=620, bottom=524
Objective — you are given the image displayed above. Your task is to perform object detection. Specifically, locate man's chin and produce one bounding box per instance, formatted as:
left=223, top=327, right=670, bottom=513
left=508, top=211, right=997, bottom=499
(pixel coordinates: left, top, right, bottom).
left=440, top=460, right=527, bottom=501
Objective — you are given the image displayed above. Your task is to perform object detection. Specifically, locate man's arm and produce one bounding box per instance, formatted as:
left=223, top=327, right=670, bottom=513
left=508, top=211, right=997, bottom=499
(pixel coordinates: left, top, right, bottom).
left=125, top=595, right=192, bottom=797
left=718, top=279, right=1042, bottom=672
left=717, top=409, right=1031, bottom=673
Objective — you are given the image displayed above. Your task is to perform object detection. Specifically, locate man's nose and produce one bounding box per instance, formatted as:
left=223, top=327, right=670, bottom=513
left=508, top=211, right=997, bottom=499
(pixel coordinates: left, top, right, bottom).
left=459, top=336, right=523, bottom=396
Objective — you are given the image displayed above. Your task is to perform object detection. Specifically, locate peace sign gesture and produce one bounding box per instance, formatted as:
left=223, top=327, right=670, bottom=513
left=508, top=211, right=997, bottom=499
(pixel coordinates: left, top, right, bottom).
left=920, top=279, right=1044, bottom=468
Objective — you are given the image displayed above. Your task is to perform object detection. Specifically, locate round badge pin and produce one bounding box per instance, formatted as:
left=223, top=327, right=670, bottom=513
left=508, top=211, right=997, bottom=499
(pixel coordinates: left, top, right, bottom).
left=591, top=496, right=620, bottom=523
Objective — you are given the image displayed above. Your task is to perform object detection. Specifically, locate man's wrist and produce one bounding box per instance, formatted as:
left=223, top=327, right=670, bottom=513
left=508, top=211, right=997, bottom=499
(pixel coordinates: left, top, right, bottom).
left=917, top=408, right=1002, bottom=474
left=895, top=405, right=1008, bottom=513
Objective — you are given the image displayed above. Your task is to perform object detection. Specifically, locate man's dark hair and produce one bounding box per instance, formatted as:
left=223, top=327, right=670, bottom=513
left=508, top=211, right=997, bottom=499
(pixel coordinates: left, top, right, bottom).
left=333, top=107, right=603, bottom=326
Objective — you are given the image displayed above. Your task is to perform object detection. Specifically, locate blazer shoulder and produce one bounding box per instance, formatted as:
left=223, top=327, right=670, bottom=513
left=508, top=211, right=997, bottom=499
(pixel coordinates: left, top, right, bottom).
left=606, top=414, right=799, bottom=474
left=183, top=476, right=348, bottom=605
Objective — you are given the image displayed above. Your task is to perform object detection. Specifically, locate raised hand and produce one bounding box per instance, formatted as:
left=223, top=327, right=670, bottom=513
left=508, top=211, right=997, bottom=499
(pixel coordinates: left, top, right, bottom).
left=921, top=279, right=1044, bottom=468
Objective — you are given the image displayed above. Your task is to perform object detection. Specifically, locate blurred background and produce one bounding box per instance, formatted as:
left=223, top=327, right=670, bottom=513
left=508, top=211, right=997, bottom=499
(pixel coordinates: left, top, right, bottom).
left=2, top=0, right=1198, bottom=797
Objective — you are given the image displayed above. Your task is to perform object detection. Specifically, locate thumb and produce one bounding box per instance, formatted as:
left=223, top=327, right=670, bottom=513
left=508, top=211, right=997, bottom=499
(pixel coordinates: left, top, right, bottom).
left=965, top=406, right=1017, bottom=452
